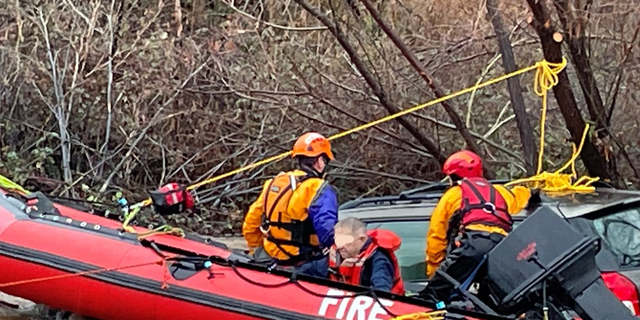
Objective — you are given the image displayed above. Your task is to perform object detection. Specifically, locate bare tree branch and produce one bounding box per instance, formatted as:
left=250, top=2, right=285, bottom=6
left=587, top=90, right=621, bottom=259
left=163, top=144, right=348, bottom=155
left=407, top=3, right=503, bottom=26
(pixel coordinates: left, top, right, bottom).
left=291, top=0, right=446, bottom=165
left=99, top=60, right=210, bottom=193
left=99, top=0, right=117, bottom=179
left=357, top=0, right=494, bottom=178
left=487, top=0, right=538, bottom=175
left=37, top=8, right=73, bottom=189
left=220, top=0, right=327, bottom=31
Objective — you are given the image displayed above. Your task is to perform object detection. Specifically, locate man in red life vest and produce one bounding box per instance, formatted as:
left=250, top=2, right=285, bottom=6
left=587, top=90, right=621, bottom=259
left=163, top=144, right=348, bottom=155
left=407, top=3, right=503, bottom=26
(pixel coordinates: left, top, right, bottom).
left=299, top=217, right=405, bottom=294
left=328, top=217, right=405, bottom=294
left=419, top=150, right=537, bottom=303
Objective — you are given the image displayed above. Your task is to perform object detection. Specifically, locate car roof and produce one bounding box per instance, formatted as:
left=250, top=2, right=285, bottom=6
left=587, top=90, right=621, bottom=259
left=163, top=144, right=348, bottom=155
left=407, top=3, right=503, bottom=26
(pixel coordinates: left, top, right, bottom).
left=339, top=179, right=640, bottom=221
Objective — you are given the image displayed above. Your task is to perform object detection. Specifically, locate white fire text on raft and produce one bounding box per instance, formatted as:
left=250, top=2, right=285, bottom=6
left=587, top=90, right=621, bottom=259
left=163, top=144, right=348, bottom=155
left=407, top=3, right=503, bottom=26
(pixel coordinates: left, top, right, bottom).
left=318, top=288, right=394, bottom=320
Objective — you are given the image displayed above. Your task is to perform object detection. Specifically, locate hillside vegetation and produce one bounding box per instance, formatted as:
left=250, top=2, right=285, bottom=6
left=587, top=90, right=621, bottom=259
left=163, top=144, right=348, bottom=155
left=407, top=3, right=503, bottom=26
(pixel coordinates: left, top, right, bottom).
left=1, top=0, right=639, bottom=236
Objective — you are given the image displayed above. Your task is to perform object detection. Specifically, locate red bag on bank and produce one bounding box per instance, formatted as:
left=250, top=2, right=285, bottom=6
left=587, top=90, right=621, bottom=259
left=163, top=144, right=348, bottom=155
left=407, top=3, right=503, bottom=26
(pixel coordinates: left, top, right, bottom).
left=149, top=182, right=194, bottom=215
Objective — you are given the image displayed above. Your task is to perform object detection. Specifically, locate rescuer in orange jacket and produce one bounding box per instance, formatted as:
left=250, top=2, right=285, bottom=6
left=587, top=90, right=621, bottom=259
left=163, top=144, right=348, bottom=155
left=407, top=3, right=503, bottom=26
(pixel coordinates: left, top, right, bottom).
left=418, top=150, right=537, bottom=304
left=242, top=132, right=339, bottom=266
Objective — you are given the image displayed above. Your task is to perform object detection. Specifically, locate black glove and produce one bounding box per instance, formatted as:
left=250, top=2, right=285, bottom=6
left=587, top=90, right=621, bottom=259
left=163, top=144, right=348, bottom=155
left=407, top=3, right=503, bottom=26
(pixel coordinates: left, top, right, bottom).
left=526, top=189, right=542, bottom=209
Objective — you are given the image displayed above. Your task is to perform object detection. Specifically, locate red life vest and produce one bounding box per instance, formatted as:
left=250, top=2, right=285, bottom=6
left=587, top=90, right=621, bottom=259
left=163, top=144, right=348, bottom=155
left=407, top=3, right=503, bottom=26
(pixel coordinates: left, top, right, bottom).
left=458, top=177, right=513, bottom=232
left=328, top=229, right=405, bottom=295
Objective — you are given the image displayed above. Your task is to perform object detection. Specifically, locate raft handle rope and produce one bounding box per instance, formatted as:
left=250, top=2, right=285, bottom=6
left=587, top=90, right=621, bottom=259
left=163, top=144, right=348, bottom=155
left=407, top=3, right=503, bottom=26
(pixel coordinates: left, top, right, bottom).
left=0, top=259, right=170, bottom=289
left=204, top=255, right=404, bottom=318
left=137, top=238, right=408, bottom=315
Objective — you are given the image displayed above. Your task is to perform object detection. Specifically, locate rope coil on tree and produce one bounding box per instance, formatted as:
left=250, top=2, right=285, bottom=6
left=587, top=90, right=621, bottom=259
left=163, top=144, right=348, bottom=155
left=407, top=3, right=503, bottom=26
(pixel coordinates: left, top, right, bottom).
left=506, top=56, right=600, bottom=193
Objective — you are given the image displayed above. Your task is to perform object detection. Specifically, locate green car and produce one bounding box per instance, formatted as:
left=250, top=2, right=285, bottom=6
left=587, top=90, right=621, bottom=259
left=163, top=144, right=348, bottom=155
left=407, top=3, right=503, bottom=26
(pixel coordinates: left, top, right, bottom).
left=338, top=180, right=640, bottom=315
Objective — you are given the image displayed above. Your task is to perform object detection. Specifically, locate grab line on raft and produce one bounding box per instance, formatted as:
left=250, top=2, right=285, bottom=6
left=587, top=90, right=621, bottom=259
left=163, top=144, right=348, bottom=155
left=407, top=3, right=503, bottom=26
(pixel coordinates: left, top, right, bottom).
left=0, top=259, right=168, bottom=289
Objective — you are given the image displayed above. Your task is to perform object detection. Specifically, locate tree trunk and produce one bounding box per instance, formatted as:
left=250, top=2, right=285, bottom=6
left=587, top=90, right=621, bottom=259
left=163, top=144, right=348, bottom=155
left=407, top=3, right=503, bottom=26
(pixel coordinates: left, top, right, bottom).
left=552, top=0, right=622, bottom=184
left=291, top=0, right=446, bottom=165
left=357, top=0, right=495, bottom=178
left=526, top=0, right=617, bottom=183
left=486, top=0, right=537, bottom=175
left=553, top=0, right=608, bottom=129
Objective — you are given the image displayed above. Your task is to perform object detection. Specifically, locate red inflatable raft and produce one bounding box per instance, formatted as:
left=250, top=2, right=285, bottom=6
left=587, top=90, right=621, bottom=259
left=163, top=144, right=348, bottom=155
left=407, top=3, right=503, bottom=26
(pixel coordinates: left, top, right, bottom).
left=0, top=189, right=500, bottom=320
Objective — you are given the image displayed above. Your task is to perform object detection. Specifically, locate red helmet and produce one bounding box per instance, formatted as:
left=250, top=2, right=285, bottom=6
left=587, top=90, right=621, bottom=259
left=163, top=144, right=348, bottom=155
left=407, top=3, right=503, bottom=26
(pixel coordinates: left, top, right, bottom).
left=442, top=150, right=483, bottom=179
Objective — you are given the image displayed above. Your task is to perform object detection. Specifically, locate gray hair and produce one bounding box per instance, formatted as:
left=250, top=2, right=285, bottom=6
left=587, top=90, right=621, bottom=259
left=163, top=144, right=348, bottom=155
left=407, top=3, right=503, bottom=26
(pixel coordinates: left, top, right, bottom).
left=335, top=217, right=367, bottom=236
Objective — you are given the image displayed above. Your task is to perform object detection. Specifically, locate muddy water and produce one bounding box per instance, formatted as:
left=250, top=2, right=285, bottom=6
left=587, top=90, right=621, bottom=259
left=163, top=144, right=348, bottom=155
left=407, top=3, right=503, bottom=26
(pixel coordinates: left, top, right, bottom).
left=0, top=293, right=42, bottom=320
left=0, top=307, right=39, bottom=320
left=0, top=237, right=248, bottom=320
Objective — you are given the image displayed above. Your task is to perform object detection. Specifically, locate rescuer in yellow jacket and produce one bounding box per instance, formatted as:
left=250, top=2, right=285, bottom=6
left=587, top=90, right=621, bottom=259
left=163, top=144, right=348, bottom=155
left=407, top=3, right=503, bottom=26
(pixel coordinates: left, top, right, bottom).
left=418, top=150, right=537, bottom=303
left=242, top=132, right=339, bottom=266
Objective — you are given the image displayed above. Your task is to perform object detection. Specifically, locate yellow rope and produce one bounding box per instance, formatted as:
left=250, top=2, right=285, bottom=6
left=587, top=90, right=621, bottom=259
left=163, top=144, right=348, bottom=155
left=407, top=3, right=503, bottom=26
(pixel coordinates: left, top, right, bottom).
left=123, top=56, right=599, bottom=241
left=119, top=206, right=186, bottom=238
left=534, top=58, right=565, bottom=175
left=136, top=224, right=186, bottom=239
left=505, top=56, right=600, bottom=193
left=128, top=59, right=550, bottom=212
left=388, top=310, right=447, bottom=320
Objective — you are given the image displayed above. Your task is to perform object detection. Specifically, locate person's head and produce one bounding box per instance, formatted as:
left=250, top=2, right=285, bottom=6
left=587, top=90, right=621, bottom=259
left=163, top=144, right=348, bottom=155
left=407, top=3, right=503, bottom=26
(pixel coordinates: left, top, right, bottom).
left=334, top=217, right=368, bottom=259
left=291, top=132, right=335, bottom=175
left=442, top=150, right=483, bottom=183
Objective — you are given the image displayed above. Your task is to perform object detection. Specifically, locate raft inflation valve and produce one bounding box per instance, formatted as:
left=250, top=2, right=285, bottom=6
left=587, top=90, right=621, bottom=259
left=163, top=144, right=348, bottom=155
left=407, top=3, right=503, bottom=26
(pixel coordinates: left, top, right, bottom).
left=203, top=260, right=224, bottom=279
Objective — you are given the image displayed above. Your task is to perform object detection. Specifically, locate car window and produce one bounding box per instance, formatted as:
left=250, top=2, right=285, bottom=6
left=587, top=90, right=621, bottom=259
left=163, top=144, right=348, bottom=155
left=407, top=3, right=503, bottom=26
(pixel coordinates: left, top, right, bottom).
left=365, top=220, right=429, bottom=281
left=592, top=207, right=640, bottom=269
left=364, top=218, right=527, bottom=282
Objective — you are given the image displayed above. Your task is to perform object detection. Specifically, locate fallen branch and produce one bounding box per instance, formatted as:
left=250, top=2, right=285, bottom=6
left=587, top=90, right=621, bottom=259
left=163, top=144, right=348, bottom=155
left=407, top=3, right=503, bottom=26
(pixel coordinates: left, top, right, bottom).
left=331, top=162, right=433, bottom=184
left=412, top=113, right=525, bottom=168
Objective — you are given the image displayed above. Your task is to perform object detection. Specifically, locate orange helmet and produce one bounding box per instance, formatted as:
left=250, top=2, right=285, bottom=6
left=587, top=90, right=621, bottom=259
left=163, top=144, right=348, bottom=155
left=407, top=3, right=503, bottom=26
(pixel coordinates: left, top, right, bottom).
left=442, top=150, right=483, bottom=179
left=291, top=132, right=335, bottom=160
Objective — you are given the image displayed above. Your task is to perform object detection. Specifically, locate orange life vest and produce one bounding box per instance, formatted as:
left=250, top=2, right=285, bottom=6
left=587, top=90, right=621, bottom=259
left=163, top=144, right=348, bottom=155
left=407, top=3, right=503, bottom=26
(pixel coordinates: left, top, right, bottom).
left=328, top=229, right=405, bottom=295
left=259, top=171, right=324, bottom=261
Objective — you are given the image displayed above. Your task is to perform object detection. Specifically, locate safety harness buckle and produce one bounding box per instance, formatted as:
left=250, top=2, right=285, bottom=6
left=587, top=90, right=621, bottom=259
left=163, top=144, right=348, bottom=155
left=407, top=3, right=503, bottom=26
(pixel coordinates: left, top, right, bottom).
left=259, top=223, right=271, bottom=234
left=483, top=202, right=496, bottom=213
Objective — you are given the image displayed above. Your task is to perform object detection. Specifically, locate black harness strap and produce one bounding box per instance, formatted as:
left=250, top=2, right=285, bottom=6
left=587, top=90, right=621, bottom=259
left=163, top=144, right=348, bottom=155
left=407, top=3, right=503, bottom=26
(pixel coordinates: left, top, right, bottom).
left=458, top=179, right=513, bottom=228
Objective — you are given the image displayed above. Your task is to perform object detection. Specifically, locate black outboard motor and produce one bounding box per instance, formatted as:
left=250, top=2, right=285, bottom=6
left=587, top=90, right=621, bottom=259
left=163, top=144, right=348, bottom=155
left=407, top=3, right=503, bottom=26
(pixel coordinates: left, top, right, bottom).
left=484, top=206, right=637, bottom=320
